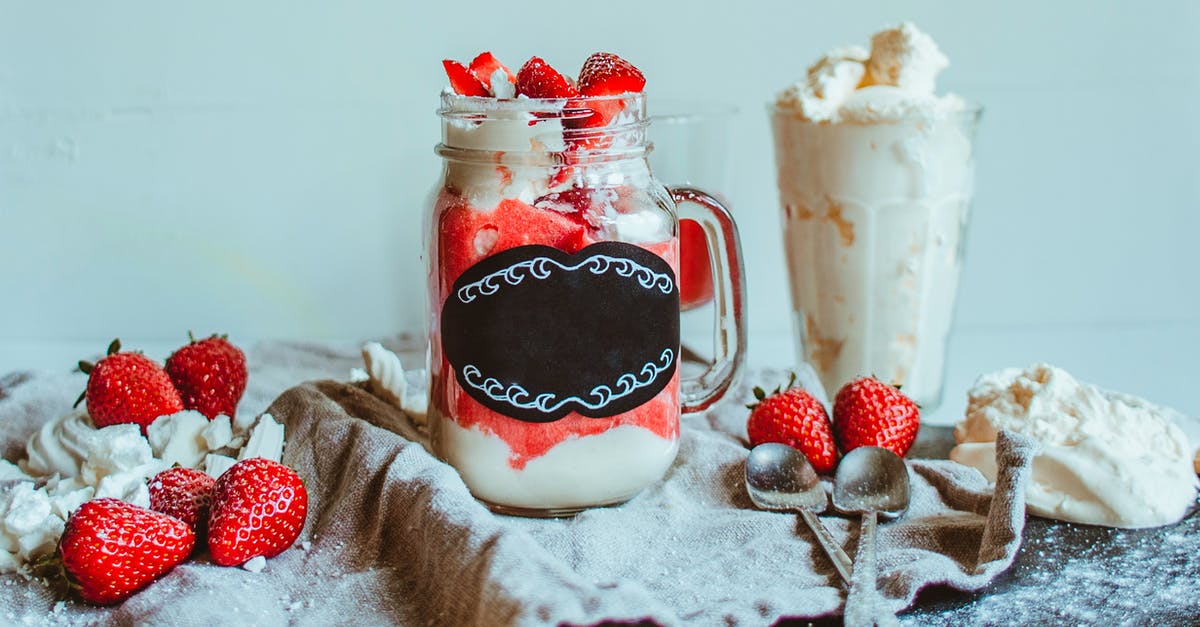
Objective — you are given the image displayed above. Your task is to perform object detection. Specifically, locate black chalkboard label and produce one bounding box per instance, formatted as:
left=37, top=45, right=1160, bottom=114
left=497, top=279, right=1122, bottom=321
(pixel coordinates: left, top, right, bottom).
left=441, top=242, right=680, bottom=423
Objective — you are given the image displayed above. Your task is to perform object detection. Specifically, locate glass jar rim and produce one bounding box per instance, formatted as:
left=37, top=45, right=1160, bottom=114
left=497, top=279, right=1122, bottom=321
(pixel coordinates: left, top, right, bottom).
left=439, top=91, right=646, bottom=120
left=765, top=99, right=984, bottom=124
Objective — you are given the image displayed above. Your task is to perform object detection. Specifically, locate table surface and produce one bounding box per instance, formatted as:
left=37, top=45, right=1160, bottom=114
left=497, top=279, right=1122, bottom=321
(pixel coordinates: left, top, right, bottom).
left=2, top=325, right=1198, bottom=623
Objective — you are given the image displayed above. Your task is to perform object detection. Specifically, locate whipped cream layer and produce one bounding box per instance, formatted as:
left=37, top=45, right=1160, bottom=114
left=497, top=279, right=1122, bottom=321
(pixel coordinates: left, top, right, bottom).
left=435, top=418, right=678, bottom=511
left=776, top=22, right=967, bottom=124
left=950, top=364, right=1199, bottom=529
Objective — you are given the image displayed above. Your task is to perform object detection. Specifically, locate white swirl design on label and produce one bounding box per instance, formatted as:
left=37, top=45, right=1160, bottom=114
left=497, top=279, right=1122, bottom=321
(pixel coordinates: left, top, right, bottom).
left=456, top=254, right=674, bottom=304
left=461, top=348, right=675, bottom=414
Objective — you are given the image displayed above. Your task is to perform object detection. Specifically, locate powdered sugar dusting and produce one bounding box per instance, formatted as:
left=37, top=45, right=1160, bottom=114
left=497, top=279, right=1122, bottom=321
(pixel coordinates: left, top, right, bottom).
left=903, top=510, right=1200, bottom=623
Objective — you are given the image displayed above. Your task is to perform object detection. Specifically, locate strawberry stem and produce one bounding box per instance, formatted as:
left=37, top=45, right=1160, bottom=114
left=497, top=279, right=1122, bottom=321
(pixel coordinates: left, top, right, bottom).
left=106, top=339, right=121, bottom=356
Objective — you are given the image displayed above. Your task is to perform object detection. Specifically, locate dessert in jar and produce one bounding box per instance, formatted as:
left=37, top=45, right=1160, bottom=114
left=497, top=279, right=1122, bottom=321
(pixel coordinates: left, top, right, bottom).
left=770, top=23, right=980, bottom=408
left=427, top=52, right=746, bottom=516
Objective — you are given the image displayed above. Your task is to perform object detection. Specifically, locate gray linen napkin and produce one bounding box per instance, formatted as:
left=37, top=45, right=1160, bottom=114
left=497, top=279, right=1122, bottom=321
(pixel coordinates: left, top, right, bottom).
left=0, top=342, right=1036, bottom=626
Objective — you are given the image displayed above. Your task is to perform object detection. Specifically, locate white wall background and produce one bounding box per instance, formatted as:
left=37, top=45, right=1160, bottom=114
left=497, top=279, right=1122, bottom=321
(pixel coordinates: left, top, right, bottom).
left=2, top=1, right=1198, bottom=345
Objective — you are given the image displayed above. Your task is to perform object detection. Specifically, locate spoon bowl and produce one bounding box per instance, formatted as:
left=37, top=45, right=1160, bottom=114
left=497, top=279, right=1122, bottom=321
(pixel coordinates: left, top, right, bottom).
left=746, top=443, right=827, bottom=512
left=832, top=446, right=911, bottom=519
left=745, top=443, right=854, bottom=586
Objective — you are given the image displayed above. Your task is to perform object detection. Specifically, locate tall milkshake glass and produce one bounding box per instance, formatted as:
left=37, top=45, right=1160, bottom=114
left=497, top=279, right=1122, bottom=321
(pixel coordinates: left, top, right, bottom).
left=769, top=106, right=981, bottom=409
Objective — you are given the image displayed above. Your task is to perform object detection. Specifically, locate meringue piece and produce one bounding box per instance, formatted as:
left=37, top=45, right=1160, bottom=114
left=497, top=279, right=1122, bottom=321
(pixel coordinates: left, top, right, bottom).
left=362, top=342, right=407, bottom=407
left=951, top=364, right=1198, bottom=528
left=204, top=453, right=238, bottom=479
left=94, top=471, right=152, bottom=509
left=146, top=411, right=209, bottom=469
left=21, top=410, right=94, bottom=479
left=362, top=342, right=430, bottom=426
left=0, top=460, right=33, bottom=483
left=81, top=424, right=154, bottom=487
left=2, top=484, right=50, bottom=538
left=239, top=414, right=285, bottom=462
left=0, top=548, right=19, bottom=574
left=242, top=555, right=267, bottom=572
left=48, top=485, right=94, bottom=521
left=400, top=372, right=429, bottom=427
left=2, top=483, right=62, bottom=561
left=201, top=415, right=234, bottom=451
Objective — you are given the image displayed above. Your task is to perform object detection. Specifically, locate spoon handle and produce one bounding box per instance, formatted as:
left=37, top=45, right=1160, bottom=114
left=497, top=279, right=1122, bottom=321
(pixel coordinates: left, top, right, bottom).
left=798, top=509, right=854, bottom=586
left=859, top=506, right=878, bottom=576
left=844, top=511, right=881, bottom=627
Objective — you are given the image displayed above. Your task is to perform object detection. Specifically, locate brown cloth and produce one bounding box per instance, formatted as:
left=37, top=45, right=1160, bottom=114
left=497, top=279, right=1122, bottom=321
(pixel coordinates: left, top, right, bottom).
left=0, top=342, right=1036, bottom=626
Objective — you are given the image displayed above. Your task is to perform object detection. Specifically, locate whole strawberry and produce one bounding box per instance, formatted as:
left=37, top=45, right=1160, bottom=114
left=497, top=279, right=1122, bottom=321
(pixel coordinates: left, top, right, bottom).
left=208, top=458, right=307, bottom=567
left=149, top=467, right=216, bottom=537
left=77, top=339, right=184, bottom=433
left=832, top=376, right=920, bottom=457
left=746, top=375, right=839, bottom=474
left=53, top=498, right=195, bottom=605
left=166, top=333, right=248, bottom=419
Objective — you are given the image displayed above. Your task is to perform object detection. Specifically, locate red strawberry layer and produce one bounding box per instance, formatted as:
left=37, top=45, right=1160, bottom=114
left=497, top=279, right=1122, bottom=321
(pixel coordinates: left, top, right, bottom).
left=441, top=367, right=679, bottom=469
left=437, top=191, right=595, bottom=292
left=436, top=191, right=680, bottom=468
left=679, top=220, right=714, bottom=308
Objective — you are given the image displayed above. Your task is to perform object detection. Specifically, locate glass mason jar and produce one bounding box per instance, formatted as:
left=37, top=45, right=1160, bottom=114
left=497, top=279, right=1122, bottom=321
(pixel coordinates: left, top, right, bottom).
left=427, top=92, right=746, bottom=516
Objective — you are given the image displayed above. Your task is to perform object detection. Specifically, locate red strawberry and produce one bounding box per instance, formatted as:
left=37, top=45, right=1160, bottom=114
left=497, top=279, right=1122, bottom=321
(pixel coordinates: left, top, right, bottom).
left=166, top=333, right=248, bottom=420
left=77, top=339, right=184, bottom=434
left=515, top=56, right=578, bottom=99
left=52, top=498, right=194, bottom=605
left=468, top=51, right=515, bottom=88
left=832, top=376, right=920, bottom=457
left=570, top=52, right=645, bottom=129
left=149, top=467, right=216, bottom=537
left=577, top=52, right=646, bottom=96
left=208, top=458, right=308, bottom=567
left=746, top=375, right=839, bottom=474
left=442, top=59, right=490, bottom=97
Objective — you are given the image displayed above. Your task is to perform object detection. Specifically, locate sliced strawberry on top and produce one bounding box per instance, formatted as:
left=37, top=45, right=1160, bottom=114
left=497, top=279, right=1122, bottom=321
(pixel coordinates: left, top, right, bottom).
left=469, top=51, right=515, bottom=87
left=577, top=52, right=646, bottom=96
left=515, top=56, right=578, bottom=99
left=570, top=52, right=646, bottom=129
left=442, top=59, right=490, bottom=97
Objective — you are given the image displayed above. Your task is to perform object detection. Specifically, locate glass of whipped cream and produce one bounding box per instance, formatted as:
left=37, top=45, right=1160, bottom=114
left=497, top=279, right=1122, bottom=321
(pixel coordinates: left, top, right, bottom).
left=769, top=23, right=981, bottom=409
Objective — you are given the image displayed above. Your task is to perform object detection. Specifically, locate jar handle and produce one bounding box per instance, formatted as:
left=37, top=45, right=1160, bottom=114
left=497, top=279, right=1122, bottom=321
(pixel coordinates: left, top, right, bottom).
left=671, top=187, right=747, bottom=414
